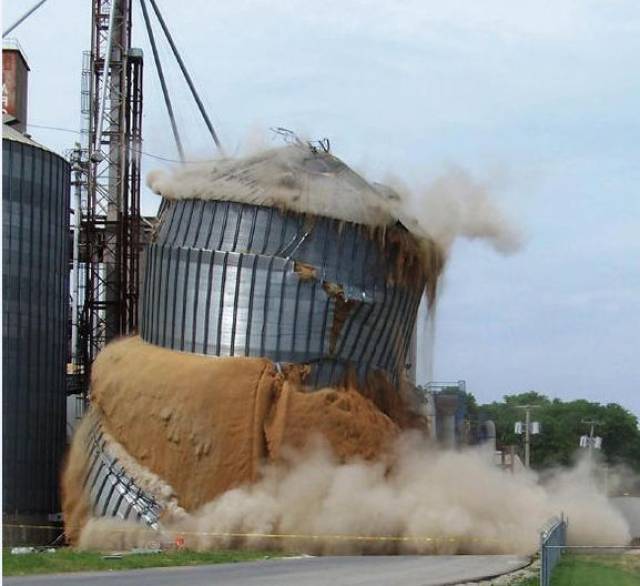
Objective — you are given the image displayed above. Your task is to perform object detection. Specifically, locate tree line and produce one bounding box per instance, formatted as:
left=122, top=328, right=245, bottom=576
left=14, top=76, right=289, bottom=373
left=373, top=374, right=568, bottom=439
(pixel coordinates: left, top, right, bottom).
left=477, top=391, right=640, bottom=472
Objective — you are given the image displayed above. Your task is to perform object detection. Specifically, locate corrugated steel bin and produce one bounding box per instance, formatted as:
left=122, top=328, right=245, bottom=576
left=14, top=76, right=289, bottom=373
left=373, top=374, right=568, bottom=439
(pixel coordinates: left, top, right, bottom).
left=2, top=127, right=70, bottom=532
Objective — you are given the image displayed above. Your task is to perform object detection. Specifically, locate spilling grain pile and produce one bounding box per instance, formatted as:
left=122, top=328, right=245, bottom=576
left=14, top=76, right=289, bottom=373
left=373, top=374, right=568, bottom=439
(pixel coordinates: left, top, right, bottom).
left=63, top=142, right=626, bottom=553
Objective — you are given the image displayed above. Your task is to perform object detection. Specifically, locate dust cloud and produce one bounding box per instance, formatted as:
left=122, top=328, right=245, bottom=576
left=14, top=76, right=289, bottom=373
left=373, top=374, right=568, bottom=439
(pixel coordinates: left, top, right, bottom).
left=389, top=168, right=523, bottom=257
left=78, top=433, right=630, bottom=555
left=146, top=143, right=522, bottom=262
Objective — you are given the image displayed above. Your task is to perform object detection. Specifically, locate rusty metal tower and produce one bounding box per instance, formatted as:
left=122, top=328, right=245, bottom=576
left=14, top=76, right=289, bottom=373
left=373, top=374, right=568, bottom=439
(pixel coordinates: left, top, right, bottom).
left=69, top=0, right=223, bottom=397
left=77, top=0, right=142, bottom=390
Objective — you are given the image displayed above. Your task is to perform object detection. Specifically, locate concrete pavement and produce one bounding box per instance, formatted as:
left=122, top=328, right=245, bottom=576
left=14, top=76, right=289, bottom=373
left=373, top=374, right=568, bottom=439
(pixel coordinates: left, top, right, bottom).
left=5, top=554, right=531, bottom=586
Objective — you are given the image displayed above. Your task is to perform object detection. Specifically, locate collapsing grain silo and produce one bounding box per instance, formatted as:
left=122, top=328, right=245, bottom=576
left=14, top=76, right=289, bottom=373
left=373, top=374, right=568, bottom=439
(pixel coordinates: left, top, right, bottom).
left=62, top=143, right=444, bottom=542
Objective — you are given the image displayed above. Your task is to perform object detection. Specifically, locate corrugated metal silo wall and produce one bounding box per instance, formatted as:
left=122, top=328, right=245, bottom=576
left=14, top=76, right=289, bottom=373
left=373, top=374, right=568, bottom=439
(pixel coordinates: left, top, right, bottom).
left=2, top=137, right=70, bottom=520
left=141, top=200, right=425, bottom=388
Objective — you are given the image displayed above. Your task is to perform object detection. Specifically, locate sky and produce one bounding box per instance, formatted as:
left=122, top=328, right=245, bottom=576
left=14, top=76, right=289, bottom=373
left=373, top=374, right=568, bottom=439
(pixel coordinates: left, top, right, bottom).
left=4, top=1, right=640, bottom=414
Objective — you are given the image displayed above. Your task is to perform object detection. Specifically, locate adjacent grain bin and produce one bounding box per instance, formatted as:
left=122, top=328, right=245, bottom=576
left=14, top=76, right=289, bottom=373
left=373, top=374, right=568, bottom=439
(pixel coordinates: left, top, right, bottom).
left=3, top=122, right=70, bottom=544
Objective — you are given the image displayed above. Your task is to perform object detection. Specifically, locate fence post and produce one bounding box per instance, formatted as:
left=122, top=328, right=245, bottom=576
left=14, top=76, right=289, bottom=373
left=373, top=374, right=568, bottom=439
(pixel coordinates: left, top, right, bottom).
left=539, top=515, right=568, bottom=586
left=539, top=527, right=546, bottom=586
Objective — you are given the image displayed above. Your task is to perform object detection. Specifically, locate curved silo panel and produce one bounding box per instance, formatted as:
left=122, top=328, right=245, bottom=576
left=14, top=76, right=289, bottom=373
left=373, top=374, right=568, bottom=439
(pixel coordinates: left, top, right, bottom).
left=2, top=127, right=70, bottom=528
left=141, top=199, right=427, bottom=388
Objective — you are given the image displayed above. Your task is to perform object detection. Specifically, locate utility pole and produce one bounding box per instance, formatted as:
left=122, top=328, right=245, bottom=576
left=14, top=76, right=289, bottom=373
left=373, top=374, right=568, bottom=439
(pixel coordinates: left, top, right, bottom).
left=515, top=405, right=541, bottom=469
left=581, top=419, right=602, bottom=463
left=525, top=407, right=531, bottom=468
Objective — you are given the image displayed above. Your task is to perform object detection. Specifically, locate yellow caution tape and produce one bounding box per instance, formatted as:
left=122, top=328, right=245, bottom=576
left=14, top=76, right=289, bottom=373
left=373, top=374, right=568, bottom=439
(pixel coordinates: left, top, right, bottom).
left=2, top=523, right=504, bottom=544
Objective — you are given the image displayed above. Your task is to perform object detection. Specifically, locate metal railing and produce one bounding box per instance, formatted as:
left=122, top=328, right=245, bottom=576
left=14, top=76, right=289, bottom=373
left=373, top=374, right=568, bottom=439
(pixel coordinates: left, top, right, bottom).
left=540, top=514, right=567, bottom=586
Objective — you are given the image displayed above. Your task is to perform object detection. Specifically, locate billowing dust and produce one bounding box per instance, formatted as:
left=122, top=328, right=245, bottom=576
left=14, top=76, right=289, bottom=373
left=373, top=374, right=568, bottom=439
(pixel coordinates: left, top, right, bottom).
left=146, top=145, right=396, bottom=228
left=77, top=433, right=630, bottom=555
left=146, top=144, right=522, bottom=260
left=68, top=339, right=630, bottom=555
left=391, top=168, right=523, bottom=256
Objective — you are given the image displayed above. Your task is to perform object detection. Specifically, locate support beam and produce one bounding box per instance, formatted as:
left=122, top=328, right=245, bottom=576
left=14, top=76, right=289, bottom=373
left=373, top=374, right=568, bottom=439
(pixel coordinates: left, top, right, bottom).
left=3, top=0, right=48, bottom=37
left=78, top=0, right=142, bottom=396
left=139, top=0, right=184, bottom=162
left=147, top=0, right=224, bottom=154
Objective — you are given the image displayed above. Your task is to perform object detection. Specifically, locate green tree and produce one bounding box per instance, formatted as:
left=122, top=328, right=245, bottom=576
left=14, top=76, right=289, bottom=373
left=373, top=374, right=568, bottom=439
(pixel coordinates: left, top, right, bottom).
left=479, top=393, right=640, bottom=471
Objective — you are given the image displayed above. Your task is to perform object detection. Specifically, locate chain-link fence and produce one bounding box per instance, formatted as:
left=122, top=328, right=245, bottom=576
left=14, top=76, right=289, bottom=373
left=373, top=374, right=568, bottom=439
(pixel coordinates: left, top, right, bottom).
left=539, top=514, right=567, bottom=586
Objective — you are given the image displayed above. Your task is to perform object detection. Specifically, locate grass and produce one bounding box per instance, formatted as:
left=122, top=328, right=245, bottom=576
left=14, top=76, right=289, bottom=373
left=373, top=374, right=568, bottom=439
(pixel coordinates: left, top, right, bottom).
left=505, top=553, right=640, bottom=586
left=549, top=554, right=640, bottom=586
left=513, top=577, right=537, bottom=586
left=2, top=547, right=277, bottom=577
left=7, top=549, right=640, bottom=582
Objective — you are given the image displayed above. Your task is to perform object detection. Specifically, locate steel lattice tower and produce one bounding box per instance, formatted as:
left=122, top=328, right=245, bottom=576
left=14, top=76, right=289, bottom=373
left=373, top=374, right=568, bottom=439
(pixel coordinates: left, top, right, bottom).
left=78, top=0, right=142, bottom=391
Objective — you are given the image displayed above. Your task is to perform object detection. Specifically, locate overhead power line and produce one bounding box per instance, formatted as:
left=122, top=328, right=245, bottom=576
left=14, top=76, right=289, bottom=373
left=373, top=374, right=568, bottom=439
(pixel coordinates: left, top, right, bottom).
left=25, top=123, right=212, bottom=164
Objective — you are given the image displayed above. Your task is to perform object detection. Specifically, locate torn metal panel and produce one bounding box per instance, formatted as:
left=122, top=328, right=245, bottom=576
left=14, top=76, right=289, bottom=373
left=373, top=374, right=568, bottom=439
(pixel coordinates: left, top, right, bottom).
left=85, top=425, right=163, bottom=529
left=141, top=199, right=426, bottom=387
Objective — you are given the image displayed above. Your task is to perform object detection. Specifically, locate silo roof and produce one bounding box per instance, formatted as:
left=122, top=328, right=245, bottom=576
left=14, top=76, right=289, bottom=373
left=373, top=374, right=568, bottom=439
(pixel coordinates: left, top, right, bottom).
left=147, top=145, right=403, bottom=228
left=2, top=120, right=54, bottom=153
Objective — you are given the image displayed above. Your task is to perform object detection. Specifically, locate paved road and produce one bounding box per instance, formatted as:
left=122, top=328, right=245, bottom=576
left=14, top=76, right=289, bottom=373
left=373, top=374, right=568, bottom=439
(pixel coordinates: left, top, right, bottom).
left=6, top=555, right=530, bottom=586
